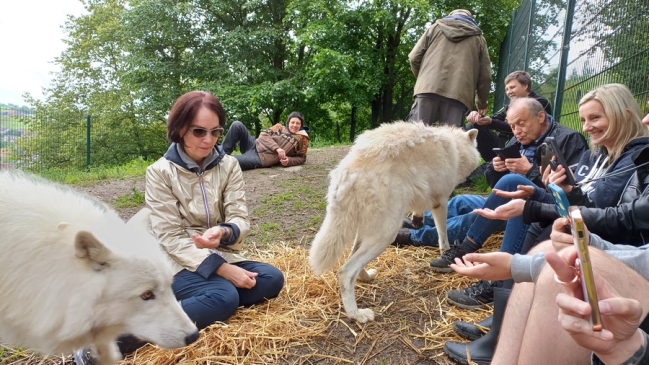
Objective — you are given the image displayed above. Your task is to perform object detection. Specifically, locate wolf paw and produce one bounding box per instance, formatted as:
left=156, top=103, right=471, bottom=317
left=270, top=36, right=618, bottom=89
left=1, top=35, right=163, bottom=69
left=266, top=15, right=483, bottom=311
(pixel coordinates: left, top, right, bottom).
left=349, top=308, right=375, bottom=323
left=358, top=268, right=377, bottom=283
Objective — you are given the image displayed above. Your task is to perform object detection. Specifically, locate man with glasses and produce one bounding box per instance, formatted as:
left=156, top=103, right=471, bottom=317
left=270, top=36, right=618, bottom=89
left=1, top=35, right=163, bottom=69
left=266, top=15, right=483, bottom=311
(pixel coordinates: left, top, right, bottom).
left=222, top=111, right=309, bottom=170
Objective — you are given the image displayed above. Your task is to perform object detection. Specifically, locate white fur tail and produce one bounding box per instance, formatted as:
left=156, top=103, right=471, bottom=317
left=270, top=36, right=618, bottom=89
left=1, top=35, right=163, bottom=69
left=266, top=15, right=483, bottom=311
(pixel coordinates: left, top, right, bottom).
left=309, top=210, right=356, bottom=275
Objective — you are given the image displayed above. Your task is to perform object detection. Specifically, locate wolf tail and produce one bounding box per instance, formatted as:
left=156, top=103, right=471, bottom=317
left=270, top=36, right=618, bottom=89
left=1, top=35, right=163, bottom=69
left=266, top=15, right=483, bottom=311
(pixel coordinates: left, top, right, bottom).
left=309, top=168, right=358, bottom=275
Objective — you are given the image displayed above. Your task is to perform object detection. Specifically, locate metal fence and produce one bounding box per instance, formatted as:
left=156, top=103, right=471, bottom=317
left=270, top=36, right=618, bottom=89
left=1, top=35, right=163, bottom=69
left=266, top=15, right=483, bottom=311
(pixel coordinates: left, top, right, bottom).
left=495, top=0, right=649, bottom=132
left=1, top=110, right=104, bottom=173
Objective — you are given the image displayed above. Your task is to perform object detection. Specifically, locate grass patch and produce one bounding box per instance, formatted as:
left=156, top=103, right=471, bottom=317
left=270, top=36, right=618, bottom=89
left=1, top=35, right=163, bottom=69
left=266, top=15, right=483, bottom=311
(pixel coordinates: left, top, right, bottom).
left=37, top=157, right=151, bottom=185
left=114, top=187, right=145, bottom=208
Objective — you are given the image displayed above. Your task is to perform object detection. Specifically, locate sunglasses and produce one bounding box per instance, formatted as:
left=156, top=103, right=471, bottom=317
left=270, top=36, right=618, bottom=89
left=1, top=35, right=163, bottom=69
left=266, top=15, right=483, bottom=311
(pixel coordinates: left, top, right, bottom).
left=189, top=127, right=224, bottom=138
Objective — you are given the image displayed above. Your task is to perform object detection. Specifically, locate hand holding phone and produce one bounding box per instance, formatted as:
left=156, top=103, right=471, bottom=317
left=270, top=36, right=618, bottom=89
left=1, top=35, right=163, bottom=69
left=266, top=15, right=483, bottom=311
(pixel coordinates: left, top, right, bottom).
left=545, top=137, right=576, bottom=186
left=569, top=206, right=602, bottom=332
left=549, top=183, right=570, bottom=218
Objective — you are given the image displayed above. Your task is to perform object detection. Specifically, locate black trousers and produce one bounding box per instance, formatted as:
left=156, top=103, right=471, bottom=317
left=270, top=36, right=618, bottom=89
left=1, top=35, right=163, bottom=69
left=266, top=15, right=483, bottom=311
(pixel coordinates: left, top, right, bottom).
left=465, top=123, right=508, bottom=162
left=222, top=121, right=262, bottom=170
left=406, top=93, right=468, bottom=128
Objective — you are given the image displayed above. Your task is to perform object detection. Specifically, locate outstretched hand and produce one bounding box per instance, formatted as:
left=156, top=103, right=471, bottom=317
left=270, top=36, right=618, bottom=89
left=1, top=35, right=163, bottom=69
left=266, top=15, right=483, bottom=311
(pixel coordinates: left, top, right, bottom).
left=473, top=199, right=525, bottom=220
left=450, top=252, right=514, bottom=281
left=192, top=226, right=226, bottom=249
left=491, top=185, right=535, bottom=199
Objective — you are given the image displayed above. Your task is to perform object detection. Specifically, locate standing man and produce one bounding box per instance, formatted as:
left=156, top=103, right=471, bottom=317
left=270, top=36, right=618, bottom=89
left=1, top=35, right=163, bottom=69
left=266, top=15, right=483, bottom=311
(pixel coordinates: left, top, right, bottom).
left=407, top=9, right=491, bottom=127
left=466, top=70, right=553, bottom=162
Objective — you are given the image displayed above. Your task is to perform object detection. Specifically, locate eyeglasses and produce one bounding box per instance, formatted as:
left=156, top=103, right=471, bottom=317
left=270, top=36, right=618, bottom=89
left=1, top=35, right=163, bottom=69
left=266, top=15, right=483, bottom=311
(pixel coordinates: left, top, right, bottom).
left=189, top=127, right=224, bottom=138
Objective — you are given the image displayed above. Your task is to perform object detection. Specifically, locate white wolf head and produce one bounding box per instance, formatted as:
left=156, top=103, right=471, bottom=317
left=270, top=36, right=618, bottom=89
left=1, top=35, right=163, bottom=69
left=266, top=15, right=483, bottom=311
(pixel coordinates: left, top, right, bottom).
left=0, top=171, right=199, bottom=362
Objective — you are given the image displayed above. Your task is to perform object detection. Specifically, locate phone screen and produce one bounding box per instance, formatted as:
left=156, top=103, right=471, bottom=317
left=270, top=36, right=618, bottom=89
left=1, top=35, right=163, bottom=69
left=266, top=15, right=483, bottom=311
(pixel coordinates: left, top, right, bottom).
left=569, top=207, right=602, bottom=331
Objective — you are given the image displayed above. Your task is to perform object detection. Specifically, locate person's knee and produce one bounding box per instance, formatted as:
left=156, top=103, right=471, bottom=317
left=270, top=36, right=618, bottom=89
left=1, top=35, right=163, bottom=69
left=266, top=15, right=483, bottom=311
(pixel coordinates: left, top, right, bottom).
left=261, top=265, right=284, bottom=299
left=493, top=173, right=531, bottom=191
left=230, top=120, right=245, bottom=129
left=529, top=239, right=553, bottom=254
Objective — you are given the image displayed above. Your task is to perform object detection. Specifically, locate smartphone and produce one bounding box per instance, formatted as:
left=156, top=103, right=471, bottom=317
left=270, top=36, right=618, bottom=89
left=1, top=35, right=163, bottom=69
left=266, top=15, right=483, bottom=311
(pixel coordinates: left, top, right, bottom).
left=537, top=142, right=552, bottom=172
left=569, top=206, right=603, bottom=332
left=492, top=144, right=521, bottom=160
left=548, top=183, right=570, bottom=218
left=545, top=137, right=576, bottom=186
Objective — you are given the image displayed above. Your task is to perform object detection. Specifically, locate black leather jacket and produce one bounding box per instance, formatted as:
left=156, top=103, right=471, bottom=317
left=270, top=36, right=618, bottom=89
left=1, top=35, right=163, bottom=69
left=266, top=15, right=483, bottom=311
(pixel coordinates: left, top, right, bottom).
left=485, top=121, right=588, bottom=188
left=524, top=146, right=649, bottom=246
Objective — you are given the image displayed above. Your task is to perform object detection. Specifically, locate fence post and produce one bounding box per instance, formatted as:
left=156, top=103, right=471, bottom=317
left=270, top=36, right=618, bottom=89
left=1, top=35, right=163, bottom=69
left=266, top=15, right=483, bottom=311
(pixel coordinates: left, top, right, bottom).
left=506, top=9, right=516, bottom=73
left=86, top=115, right=91, bottom=172
left=523, top=0, right=536, bottom=71
left=553, top=0, right=577, bottom=122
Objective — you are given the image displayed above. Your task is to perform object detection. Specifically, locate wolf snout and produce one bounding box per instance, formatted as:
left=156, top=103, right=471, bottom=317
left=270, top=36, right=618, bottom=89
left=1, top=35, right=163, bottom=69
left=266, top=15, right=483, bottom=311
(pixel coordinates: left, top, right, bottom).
left=185, top=330, right=200, bottom=345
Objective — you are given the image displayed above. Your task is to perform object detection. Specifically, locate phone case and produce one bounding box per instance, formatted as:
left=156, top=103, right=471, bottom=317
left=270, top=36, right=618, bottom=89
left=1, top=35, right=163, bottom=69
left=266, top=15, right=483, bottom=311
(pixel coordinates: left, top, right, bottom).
left=548, top=183, right=570, bottom=218
left=569, top=207, right=602, bottom=331
left=493, top=144, right=520, bottom=159
left=545, top=137, right=576, bottom=185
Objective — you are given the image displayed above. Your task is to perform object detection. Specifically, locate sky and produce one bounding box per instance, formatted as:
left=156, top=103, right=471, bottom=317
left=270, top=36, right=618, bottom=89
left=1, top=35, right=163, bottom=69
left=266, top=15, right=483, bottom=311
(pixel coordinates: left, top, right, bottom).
left=0, top=0, right=86, bottom=106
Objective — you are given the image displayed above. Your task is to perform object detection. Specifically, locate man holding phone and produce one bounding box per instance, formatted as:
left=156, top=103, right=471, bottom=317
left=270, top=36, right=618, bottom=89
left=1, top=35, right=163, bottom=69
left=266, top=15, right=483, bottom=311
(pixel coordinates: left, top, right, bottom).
left=466, top=71, right=553, bottom=162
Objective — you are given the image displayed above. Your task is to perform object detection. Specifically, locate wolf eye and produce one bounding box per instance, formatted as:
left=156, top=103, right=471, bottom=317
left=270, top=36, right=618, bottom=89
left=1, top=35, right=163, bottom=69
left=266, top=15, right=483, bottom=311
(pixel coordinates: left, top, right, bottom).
left=141, top=290, right=155, bottom=300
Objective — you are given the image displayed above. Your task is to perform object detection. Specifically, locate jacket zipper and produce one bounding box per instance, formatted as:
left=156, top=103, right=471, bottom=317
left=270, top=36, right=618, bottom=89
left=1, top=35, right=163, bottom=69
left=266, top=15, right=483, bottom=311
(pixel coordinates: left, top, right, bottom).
left=197, top=172, right=211, bottom=229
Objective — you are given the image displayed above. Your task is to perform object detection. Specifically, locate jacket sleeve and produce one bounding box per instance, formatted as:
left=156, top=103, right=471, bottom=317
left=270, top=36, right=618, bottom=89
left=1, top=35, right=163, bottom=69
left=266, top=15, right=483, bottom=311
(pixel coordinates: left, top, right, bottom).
left=474, top=36, right=492, bottom=110
left=408, top=24, right=436, bottom=78
left=285, top=135, right=309, bottom=167
left=256, top=129, right=282, bottom=154
left=580, top=194, right=649, bottom=245
left=523, top=200, right=560, bottom=226
left=489, top=107, right=512, bottom=134
left=145, top=165, right=211, bottom=273
left=221, top=160, right=250, bottom=243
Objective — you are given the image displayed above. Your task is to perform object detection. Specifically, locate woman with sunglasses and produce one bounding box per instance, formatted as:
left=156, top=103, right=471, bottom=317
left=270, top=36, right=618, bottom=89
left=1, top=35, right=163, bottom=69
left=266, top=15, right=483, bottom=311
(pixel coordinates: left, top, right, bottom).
left=145, top=91, right=284, bottom=332
left=222, top=111, right=309, bottom=170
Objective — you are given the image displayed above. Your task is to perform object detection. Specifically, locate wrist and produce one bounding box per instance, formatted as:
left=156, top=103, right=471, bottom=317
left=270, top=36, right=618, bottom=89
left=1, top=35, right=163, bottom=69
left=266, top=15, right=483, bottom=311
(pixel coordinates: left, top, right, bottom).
left=597, top=329, right=646, bottom=365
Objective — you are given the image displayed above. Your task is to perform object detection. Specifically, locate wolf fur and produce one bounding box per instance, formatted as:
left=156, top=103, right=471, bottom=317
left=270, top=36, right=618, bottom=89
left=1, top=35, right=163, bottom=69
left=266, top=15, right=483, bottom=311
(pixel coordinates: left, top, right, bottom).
left=0, top=171, right=199, bottom=364
left=309, top=122, right=480, bottom=323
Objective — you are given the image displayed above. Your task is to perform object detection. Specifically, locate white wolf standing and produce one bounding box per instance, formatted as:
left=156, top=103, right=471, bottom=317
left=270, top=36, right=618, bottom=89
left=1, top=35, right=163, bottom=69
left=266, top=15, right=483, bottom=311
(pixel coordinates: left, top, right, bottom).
left=0, top=171, right=199, bottom=364
left=309, top=122, right=480, bottom=323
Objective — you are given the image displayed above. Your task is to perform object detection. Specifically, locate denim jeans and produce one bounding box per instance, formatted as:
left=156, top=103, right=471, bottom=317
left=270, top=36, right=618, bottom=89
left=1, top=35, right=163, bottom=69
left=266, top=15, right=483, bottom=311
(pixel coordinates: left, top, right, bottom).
left=172, top=260, right=284, bottom=329
left=410, top=195, right=487, bottom=247
left=465, top=174, right=537, bottom=254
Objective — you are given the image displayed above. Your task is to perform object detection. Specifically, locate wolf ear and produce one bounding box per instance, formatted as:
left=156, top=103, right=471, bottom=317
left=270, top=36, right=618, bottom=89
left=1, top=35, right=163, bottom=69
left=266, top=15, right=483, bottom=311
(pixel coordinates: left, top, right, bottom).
left=75, top=231, right=113, bottom=271
left=466, top=129, right=479, bottom=142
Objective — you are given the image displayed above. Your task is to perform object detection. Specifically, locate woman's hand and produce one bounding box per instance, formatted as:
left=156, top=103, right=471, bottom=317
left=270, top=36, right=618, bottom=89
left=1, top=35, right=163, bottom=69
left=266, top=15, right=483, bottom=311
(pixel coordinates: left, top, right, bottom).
left=192, top=226, right=226, bottom=249
left=450, top=252, right=514, bottom=281
left=216, top=263, right=258, bottom=289
left=280, top=157, right=289, bottom=166
left=545, top=250, right=645, bottom=364
left=473, top=199, right=525, bottom=220
left=276, top=148, right=286, bottom=160
left=491, top=185, right=535, bottom=199
left=546, top=162, right=574, bottom=194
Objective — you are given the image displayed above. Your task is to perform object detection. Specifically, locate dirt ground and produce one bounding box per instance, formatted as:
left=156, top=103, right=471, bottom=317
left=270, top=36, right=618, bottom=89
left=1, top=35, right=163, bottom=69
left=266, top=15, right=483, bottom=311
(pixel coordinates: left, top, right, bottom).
left=4, top=145, right=498, bottom=365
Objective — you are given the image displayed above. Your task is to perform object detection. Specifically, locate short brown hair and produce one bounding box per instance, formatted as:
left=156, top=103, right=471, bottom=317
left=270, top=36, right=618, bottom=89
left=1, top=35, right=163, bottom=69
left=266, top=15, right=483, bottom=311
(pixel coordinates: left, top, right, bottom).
left=166, top=91, right=226, bottom=143
left=505, top=71, right=532, bottom=92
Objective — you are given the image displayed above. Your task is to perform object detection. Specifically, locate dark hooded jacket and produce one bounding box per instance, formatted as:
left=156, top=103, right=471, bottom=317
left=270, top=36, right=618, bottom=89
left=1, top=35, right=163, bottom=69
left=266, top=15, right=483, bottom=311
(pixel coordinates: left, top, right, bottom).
left=408, top=16, right=491, bottom=110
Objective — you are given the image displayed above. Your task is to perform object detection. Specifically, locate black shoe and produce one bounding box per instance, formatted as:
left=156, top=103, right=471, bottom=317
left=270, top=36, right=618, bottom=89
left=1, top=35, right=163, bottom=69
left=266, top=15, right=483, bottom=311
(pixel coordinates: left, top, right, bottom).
left=72, top=348, right=97, bottom=365
left=447, top=280, right=503, bottom=309
left=453, top=315, right=493, bottom=341
left=429, top=241, right=471, bottom=273
left=444, top=287, right=511, bottom=365
left=391, top=228, right=413, bottom=246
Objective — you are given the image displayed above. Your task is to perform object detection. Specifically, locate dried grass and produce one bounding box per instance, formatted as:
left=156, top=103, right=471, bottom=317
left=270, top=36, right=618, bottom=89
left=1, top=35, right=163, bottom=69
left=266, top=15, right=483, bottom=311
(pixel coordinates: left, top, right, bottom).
left=117, top=234, right=503, bottom=365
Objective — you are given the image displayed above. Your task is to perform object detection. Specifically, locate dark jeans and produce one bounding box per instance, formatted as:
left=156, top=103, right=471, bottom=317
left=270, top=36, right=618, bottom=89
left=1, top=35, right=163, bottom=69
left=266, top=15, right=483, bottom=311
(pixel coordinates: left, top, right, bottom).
left=519, top=223, right=552, bottom=254
left=172, top=260, right=284, bottom=330
left=222, top=121, right=262, bottom=170
left=406, top=93, right=468, bottom=128
left=465, top=174, right=536, bottom=254
left=465, top=123, right=508, bottom=162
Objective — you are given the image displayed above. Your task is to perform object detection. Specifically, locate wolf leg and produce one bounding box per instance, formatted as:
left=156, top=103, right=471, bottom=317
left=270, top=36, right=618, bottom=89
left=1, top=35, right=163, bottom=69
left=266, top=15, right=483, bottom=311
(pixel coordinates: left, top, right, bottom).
left=349, top=238, right=377, bottom=283
left=338, top=232, right=393, bottom=323
left=94, top=339, right=121, bottom=365
left=431, top=198, right=450, bottom=252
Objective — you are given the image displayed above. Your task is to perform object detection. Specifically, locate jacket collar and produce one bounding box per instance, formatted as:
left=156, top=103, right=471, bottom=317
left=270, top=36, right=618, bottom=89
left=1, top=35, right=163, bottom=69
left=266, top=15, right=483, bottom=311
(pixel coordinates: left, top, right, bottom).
left=164, top=143, right=225, bottom=173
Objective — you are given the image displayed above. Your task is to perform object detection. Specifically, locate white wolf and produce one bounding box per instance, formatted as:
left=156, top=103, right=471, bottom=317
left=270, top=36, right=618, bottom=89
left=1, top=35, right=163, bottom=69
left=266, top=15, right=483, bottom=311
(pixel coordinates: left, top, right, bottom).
left=0, top=171, right=199, bottom=364
left=309, top=122, right=480, bottom=323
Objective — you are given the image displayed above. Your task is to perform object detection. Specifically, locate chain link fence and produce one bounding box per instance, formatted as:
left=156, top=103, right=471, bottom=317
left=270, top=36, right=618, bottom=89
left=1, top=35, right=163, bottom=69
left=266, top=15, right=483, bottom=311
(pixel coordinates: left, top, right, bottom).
left=495, top=0, right=649, bottom=132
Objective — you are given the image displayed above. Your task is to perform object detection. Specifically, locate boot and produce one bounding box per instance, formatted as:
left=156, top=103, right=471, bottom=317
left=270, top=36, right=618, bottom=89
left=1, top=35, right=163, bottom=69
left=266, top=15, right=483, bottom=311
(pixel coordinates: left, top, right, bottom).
left=443, top=287, right=511, bottom=364
left=391, top=228, right=413, bottom=246
left=453, top=315, right=493, bottom=341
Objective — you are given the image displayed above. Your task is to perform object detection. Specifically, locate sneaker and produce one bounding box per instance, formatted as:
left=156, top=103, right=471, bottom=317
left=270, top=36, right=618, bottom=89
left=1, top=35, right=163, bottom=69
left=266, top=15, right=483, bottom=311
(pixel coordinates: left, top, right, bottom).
left=402, top=217, right=415, bottom=229
left=72, top=348, right=97, bottom=365
left=429, top=241, right=471, bottom=273
left=447, top=280, right=502, bottom=309
left=391, top=228, right=413, bottom=246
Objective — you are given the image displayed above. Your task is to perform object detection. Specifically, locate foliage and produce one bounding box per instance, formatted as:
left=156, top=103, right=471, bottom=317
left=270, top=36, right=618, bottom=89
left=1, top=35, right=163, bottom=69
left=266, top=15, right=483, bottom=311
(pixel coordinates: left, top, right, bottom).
left=21, top=0, right=519, bottom=169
